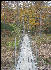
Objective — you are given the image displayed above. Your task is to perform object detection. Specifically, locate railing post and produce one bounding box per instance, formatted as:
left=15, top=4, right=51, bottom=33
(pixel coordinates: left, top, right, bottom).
left=15, top=37, right=16, bottom=70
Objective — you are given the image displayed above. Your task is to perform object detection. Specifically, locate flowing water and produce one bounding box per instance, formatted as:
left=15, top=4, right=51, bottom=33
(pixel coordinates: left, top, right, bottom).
left=16, top=34, right=38, bottom=70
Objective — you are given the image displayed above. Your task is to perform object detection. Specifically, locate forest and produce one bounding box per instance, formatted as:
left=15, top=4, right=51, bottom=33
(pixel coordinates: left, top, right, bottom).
left=1, top=1, right=51, bottom=70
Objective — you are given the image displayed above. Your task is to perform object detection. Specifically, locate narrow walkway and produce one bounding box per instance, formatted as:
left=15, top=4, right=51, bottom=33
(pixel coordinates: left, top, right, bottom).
left=16, top=34, right=38, bottom=70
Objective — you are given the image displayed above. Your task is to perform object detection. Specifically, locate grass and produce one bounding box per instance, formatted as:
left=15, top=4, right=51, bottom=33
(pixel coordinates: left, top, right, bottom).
left=1, top=22, right=22, bottom=50
left=1, top=22, right=14, bottom=32
left=6, top=39, right=20, bottom=49
left=1, top=22, right=22, bottom=70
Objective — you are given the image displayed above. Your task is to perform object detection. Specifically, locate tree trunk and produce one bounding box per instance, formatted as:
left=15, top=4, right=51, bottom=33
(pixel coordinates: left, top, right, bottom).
left=39, top=10, right=42, bottom=37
